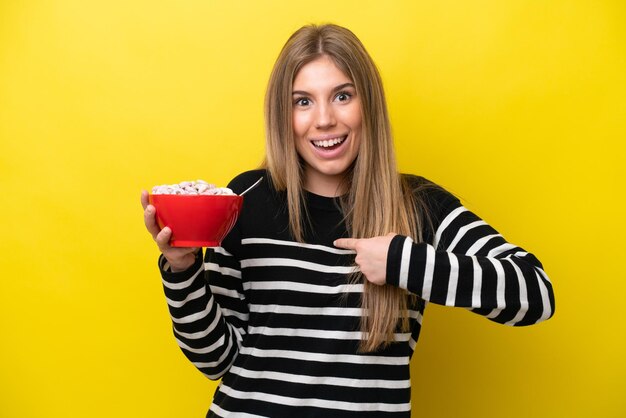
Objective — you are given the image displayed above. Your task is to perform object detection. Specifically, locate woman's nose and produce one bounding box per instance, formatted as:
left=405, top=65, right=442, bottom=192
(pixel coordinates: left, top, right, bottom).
left=315, top=104, right=337, bottom=129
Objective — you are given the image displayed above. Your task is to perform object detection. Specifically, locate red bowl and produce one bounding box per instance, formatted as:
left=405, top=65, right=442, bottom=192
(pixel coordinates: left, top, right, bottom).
left=149, top=194, right=243, bottom=247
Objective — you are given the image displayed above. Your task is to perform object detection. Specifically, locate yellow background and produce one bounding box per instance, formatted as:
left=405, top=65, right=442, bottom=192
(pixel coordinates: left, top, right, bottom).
left=1, top=1, right=624, bottom=417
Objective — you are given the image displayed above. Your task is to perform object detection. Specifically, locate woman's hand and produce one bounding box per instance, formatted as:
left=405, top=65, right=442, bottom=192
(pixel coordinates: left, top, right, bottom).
left=334, top=233, right=397, bottom=285
left=141, top=190, right=200, bottom=272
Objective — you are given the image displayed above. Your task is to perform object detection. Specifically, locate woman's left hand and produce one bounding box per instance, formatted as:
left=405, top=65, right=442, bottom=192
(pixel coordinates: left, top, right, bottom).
left=334, top=233, right=397, bottom=285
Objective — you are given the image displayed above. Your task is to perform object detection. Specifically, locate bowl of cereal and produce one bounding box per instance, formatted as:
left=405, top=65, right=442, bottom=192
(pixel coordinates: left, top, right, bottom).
left=149, top=180, right=243, bottom=247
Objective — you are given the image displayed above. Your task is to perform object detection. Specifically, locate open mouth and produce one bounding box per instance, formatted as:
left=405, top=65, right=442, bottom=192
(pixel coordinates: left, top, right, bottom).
left=311, top=135, right=347, bottom=151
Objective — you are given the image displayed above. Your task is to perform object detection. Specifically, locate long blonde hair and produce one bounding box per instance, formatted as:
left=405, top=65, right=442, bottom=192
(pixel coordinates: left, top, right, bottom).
left=264, top=24, right=430, bottom=352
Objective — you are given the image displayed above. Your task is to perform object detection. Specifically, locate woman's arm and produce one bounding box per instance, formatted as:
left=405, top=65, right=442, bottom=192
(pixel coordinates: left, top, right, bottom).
left=384, top=199, right=555, bottom=325
left=160, top=244, right=247, bottom=379
left=335, top=195, right=555, bottom=326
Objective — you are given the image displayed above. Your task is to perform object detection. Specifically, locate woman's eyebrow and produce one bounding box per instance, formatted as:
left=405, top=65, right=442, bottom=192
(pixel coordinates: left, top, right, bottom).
left=292, top=83, right=356, bottom=96
left=332, top=82, right=356, bottom=92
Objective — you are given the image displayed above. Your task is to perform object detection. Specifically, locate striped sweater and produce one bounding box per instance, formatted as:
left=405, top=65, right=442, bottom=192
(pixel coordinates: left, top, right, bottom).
left=159, top=169, right=555, bottom=417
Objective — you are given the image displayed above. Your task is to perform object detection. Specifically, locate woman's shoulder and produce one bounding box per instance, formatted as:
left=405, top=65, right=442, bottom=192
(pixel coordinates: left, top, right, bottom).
left=401, top=173, right=461, bottom=213
left=227, top=169, right=268, bottom=194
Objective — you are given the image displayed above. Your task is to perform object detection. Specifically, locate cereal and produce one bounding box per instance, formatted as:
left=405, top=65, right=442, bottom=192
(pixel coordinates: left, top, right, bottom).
left=151, top=180, right=235, bottom=195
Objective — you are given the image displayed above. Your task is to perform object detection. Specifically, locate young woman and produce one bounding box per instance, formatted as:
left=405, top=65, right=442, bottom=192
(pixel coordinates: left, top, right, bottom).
left=141, top=24, right=555, bottom=417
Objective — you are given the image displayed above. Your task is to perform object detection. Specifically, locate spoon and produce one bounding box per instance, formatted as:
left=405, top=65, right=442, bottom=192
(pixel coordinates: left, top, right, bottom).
left=239, top=177, right=264, bottom=196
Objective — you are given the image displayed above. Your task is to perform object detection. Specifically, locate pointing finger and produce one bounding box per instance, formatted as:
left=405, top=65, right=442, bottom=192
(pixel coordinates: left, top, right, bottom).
left=334, top=238, right=359, bottom=250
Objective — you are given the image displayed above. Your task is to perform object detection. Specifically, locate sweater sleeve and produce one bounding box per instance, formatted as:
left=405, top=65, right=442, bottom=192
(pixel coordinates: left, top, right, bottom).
left=385, top=190, right=555, bottom=326
left=159, top=234, right=247, bottom=380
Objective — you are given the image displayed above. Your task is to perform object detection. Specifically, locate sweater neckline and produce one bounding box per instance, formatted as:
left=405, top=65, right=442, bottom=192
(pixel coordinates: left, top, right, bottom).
left=304, top=190, right=344, bottom=212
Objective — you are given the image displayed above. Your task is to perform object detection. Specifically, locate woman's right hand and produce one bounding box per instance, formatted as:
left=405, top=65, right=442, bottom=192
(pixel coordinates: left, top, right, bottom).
left=141, top=190, right=200, bottom=272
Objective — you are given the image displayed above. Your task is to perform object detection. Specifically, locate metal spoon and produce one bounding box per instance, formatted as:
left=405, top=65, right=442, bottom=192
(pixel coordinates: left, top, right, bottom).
left=239, top=177, right=264, bottom=196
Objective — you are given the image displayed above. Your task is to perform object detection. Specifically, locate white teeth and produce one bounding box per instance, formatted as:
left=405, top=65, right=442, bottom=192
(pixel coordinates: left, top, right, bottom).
left=312, top=136, right=346, bottom=148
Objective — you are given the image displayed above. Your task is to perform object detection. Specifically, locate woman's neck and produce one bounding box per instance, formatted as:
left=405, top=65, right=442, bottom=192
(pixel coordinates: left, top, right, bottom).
left=303, top=170, right=346, bottom=197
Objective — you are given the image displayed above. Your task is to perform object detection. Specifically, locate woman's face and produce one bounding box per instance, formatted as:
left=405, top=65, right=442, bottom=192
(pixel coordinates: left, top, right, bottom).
left=292, top=55, right=362, bottom=196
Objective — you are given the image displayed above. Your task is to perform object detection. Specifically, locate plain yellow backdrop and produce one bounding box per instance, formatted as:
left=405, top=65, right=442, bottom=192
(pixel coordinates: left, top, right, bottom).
left=1, top=1, right=624, bottom=417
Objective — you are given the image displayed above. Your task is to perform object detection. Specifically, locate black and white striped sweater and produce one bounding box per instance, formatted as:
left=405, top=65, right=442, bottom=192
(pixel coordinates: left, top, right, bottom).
left=159, top=169, right=555, bottom=417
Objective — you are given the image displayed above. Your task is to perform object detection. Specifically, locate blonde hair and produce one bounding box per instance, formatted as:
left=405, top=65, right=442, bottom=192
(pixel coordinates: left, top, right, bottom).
left=264, top=24, right=430, bottom=352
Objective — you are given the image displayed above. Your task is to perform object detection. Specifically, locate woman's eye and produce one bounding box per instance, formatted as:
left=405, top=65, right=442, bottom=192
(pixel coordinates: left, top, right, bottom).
left=294, top=97, right=310, bottom=106
left=336, top=92, right=352, bottom=102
